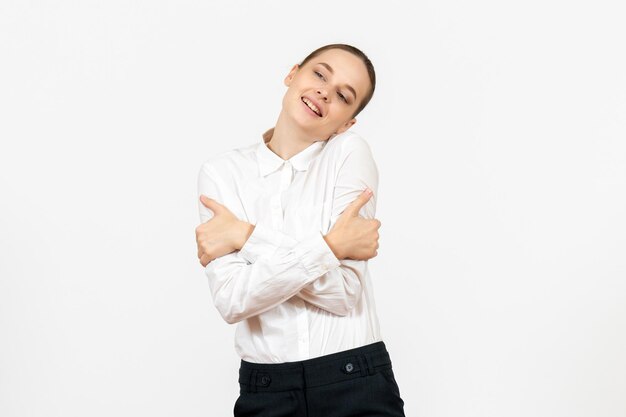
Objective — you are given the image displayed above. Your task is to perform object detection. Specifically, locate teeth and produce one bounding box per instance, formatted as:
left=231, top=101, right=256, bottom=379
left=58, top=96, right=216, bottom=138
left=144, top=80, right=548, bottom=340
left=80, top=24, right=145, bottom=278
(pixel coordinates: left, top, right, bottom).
left=303, top=98, right=320, bottom=115
left=302, top=97, right=321, bottom=116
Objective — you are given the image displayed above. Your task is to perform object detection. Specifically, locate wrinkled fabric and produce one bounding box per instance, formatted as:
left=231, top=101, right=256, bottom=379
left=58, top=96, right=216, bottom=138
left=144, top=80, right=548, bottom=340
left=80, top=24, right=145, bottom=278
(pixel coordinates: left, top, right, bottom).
left=197, top=129, right=382, bottom=363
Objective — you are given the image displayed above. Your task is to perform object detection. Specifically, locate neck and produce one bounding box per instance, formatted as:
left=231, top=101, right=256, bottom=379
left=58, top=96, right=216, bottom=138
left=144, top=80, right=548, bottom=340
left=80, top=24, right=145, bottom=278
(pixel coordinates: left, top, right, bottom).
left=264, top=111, right=321, bottom=160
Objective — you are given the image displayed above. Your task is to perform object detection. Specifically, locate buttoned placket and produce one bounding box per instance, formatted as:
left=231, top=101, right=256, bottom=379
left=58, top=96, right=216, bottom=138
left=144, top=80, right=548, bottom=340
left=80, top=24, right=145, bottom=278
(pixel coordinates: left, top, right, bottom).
left=271, top=159, right=310, bottom=358
left=269, top=160, right=292, bottom=229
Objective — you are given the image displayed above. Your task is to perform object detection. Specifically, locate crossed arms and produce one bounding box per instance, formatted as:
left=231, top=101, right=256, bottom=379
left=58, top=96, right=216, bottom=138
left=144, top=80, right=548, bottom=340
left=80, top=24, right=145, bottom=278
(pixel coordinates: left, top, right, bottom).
left=196, top=139, right=381, bottom=324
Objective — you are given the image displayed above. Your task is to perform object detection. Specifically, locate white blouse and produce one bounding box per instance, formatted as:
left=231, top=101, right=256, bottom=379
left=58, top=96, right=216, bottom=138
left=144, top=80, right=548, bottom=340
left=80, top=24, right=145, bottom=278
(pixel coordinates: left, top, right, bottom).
left=197, top=128, right=383, bottom=363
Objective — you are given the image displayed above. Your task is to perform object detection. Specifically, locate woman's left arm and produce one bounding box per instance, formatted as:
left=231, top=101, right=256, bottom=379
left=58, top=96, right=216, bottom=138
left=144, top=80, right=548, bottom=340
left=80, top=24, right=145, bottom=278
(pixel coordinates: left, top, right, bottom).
left=294, top=138, right=379, bottom=313
left=232, top=137, right=379, bottom=316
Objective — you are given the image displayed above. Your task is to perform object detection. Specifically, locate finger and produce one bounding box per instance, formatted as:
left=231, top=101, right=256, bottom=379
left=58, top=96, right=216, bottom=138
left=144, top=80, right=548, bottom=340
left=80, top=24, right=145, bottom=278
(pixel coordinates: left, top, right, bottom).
left=343, top=189, right=373, bottom=217
left=199, top=195, right=225, bottom=214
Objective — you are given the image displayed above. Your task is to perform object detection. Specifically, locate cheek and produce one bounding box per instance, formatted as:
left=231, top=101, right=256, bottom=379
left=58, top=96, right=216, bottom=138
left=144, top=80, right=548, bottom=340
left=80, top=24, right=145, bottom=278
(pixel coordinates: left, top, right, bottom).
left=332, top=104, right=353, bottom=119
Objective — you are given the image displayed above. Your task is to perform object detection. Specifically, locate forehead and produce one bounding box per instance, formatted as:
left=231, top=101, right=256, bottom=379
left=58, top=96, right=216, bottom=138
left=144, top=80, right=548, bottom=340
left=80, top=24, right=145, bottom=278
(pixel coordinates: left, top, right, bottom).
left=306, top=49, right=370, bottom=98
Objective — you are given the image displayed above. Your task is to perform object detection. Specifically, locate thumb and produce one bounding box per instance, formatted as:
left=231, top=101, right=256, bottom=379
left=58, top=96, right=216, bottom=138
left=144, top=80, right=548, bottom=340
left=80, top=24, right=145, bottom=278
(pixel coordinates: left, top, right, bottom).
left=342, top=189, right=373, bottom=217
left=200, top=195, right=225, bottom=214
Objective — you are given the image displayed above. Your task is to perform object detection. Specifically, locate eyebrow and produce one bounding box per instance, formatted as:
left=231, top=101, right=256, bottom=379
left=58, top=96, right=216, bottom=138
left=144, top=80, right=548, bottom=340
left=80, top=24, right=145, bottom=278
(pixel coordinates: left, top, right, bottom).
left=317, top=62, right=358, bottom=101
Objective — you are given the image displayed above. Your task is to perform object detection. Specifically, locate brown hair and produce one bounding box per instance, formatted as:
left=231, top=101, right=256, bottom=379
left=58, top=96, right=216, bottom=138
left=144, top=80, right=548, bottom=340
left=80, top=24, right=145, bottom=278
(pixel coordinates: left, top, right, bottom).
left=298, top=43, right=376, bottom=120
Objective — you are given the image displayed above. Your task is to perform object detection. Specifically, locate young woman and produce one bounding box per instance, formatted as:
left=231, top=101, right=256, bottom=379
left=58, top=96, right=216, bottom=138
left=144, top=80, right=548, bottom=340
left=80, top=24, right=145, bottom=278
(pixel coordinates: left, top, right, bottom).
left=196, top=43, right=406, bottom=416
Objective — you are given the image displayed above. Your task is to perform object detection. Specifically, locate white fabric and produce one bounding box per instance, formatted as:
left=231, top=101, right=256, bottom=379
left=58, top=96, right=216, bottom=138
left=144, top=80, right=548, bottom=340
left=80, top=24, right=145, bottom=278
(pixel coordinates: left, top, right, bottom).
left=197, top=129, right=382, bottom=363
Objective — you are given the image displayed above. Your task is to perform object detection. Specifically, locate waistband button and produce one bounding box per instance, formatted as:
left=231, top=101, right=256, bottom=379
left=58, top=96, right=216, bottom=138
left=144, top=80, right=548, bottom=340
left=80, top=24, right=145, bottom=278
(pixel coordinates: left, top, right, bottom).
left=344, top=362, right=354, bottom=373
left=260, top=375, right=271, bottom=386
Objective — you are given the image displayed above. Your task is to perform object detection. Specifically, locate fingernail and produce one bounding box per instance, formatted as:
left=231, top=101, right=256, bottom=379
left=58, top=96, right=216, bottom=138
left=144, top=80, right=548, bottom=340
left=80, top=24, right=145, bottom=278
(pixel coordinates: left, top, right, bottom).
left=365, top=188, right=373, bottom=195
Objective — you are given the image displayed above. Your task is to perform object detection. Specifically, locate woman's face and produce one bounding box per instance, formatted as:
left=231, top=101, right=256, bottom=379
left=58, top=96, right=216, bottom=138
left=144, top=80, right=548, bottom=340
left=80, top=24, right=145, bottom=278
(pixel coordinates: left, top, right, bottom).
left=282, top=48, right=371, bottom=141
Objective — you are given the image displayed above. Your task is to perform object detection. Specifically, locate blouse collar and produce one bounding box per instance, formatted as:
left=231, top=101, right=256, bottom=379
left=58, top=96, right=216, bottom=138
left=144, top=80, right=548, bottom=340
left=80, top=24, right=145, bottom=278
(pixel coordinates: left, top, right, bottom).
left=256, top=127, right=325, bottom=177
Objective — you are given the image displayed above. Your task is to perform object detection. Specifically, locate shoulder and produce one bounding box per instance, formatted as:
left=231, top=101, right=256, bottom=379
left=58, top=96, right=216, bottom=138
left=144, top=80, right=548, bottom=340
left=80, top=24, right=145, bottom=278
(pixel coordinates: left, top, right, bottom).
left=323, top=130, right=376, bottom=169
left=324, top=129, right=374, bottom=159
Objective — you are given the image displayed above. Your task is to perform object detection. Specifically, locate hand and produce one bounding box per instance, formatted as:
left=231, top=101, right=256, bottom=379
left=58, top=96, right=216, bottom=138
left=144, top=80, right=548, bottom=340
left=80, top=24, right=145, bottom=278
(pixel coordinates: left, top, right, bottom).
left=196, top=195, right=253, bottom=267
left=323, top=189, right=381, bottom=260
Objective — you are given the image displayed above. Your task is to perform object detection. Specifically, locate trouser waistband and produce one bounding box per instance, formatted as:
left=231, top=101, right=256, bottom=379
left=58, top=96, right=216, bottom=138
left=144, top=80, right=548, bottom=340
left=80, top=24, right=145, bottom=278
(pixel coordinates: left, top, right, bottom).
left=238, top=341, right=392, bottom=393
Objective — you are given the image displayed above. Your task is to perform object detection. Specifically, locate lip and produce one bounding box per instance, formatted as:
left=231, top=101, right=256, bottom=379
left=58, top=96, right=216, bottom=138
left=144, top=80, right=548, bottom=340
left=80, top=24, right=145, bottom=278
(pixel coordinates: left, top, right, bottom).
left=301, top=95, right=324, bottom=117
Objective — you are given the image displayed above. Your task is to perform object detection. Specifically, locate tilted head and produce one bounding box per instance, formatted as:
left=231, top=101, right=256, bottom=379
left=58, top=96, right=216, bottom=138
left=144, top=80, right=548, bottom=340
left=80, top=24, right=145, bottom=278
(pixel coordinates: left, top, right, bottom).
left=281, top=43, right=376, bottom=141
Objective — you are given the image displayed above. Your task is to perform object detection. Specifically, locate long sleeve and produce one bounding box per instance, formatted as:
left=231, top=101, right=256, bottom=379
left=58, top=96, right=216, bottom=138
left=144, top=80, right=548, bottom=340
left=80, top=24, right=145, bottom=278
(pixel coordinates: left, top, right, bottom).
left=196, top=138, right=378, bottom=323
left=198, top=162, right=342, bottom=324
left=236, top=139, right=379, bottom=316
left=203, top=228, right=345, bottom=324
left=236, top=221, right=363, bottom=317
left=198, top=162, right=229, bottom=224
left=294, top=139, right=379, bottom=312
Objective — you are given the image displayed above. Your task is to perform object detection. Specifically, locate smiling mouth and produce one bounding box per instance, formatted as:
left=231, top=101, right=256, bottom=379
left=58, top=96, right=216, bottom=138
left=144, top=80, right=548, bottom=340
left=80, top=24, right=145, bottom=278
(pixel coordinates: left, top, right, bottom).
left=301, top=97, right=322, bottom=117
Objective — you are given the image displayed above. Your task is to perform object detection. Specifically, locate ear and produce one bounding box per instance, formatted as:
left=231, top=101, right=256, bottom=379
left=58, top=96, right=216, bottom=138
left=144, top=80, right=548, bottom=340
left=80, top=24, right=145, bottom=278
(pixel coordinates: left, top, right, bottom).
left=335, top=118, right=357, bottom=135
left=284, top=64, right=300, bottom=87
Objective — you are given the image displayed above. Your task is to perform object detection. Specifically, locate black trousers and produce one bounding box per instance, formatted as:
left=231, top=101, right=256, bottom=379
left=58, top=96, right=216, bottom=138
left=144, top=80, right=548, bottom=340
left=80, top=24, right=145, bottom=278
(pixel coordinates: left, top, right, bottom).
left=234, top=341, right=406, bottom=417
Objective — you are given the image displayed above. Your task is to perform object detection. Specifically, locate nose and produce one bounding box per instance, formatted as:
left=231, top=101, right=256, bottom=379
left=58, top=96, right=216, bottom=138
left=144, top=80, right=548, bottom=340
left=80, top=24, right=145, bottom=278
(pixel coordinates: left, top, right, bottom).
left=316, top=88, right=329, bottom=101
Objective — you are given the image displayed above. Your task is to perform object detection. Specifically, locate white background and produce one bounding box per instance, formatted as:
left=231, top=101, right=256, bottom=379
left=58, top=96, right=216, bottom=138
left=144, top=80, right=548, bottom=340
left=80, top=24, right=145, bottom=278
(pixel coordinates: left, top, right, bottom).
left=1, top=1, right=625, bottom=416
